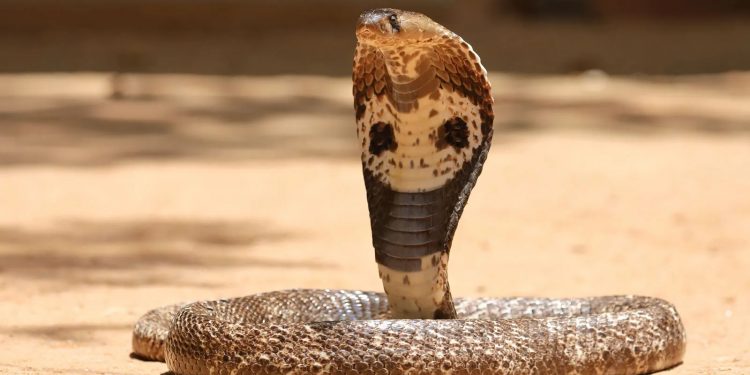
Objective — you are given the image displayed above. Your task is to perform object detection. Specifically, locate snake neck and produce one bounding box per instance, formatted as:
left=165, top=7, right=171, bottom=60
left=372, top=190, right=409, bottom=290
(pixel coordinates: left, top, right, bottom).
left=361, top=119, right=494, bottom=319
left=366, top=180, right=462, bottom=319
left=377, top=251, right=457, bottom=319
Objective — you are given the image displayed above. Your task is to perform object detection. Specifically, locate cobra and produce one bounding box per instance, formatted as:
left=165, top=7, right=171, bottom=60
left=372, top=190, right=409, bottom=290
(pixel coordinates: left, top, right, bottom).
left=132, top=8, right=686, bottom=375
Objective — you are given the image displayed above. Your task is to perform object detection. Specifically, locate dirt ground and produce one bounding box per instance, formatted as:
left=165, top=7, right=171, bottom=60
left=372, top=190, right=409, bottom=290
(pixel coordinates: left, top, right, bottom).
left=0, top=73, right=748, bottom=374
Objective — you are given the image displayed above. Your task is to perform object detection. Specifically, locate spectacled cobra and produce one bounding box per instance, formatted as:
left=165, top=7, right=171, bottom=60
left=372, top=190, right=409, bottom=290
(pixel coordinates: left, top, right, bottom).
left=132, top=8, right=686, bottom=375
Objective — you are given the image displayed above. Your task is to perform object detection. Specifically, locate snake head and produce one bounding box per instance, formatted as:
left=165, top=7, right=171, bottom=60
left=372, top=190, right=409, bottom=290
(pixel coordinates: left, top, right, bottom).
left=356, top=8, right=451, bottom=45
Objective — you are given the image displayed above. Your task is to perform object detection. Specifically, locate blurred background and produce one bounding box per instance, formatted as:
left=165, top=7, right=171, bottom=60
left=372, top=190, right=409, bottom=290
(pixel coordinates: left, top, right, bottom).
left=1, top=0, right=750, bottom=165
left=3, top=0, right=750, bottom=75
left=0, top=1, right=748, bottom=374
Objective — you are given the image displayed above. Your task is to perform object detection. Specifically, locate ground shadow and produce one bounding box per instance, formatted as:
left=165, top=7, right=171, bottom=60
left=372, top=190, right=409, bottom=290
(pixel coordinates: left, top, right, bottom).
left=0, top=323, right=133, bottom=342
left=0, top=94, right=356, bottom=167
left=494, top=96, right=750, bottom=134
left=0, top=219, right=331, bottom=288
left=1, top=75, right=749, bottom=167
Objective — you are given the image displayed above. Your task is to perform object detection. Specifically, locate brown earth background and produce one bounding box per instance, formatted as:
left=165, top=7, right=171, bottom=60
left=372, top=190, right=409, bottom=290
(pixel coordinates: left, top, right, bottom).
left=0, top=1, right=749, bottom=374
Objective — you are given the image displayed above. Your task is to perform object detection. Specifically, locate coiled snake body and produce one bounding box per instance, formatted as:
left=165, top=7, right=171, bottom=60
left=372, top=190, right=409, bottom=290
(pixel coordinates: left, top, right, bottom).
left=132, top=9, right=686, bottom=374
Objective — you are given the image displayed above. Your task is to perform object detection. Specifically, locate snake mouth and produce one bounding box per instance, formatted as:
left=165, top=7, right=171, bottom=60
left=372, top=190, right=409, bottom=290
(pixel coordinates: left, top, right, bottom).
left=355, top=8, right=449, bottom=46
left=355, top=8, right=398, bottom=42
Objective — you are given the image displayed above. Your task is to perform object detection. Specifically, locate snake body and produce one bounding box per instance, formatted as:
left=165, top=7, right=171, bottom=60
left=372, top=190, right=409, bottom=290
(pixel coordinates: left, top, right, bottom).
left=132, top=8, right=686, bottom=374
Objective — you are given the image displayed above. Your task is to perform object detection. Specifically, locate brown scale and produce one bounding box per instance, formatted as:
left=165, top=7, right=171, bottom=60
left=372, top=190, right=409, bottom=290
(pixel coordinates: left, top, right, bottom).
left=353, top=45, right=393, bottom=121
left=354, top=39, right=493, bottom=122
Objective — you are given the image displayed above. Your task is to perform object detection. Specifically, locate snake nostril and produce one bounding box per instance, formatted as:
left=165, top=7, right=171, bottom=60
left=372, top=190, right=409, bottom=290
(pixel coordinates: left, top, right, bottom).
left=436, top=117, right=469, bottom=151
left=369, top=122, right=398, bottom=156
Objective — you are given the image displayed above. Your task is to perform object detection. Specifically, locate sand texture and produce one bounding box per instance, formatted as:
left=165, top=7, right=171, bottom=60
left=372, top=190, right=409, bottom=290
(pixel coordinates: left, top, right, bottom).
left=0, top=73, right=748, bottom=374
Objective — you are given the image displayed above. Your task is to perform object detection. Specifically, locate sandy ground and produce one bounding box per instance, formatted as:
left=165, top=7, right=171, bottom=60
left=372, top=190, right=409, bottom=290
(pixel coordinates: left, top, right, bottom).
left=0, top=73, right=748, bottom=374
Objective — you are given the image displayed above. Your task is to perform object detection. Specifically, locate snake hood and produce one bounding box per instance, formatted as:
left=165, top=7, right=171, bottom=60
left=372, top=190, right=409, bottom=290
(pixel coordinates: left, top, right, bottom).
left=353, top=8, right=494, bottom=319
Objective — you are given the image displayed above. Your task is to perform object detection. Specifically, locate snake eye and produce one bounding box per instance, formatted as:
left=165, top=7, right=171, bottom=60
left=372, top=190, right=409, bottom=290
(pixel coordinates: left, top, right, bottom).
left=388, top=14, right=400, bottom=33
left=369, top=122, right=398, bottom=156
left=436, top=117, right=469, bottom=151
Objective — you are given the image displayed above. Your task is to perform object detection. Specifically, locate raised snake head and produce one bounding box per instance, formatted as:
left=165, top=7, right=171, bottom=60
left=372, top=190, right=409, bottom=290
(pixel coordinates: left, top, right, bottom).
left=353, top=8, right=494, bottom=319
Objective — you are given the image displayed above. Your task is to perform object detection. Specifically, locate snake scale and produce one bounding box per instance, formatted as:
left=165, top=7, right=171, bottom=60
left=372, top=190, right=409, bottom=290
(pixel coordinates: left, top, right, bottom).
left=132, top=9, right=686, bottom=375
